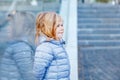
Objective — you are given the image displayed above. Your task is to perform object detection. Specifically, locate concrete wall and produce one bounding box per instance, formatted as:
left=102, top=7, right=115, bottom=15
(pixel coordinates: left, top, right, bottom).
left=60, top=0, right=78, bottom=80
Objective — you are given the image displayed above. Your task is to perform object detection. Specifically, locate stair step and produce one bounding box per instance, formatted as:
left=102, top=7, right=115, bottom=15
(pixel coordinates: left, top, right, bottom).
left=78, top=7, right=120, bottom=11
left=78, top=28, right=120, bottom=31
left=78, top=19, right=102, bottom=23
left=78, top=18, right=120, bottom=24
left=78, top=19, right=120, bottom=23
left=78, top=34, right=120, bottom=40
left=78, top=40, right=120, bottom=47
left=78, top=24, right=120, bottom=28
left=78, top=9, right=120, bottom=14
left=78, top=14, right=120, bottom=18
left=78, top=29, right=120, bottom=34
left=78, top=6, right=120, bottom=9
left=78, top=4, right=120, bottom=9
left=78, top=45, right=120, bottom=50
left=78, top=23, right=120, bottom=26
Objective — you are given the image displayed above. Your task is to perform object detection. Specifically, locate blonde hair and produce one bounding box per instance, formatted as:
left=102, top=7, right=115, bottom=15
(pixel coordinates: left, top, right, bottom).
left=35, top=12, right=63, bottom=44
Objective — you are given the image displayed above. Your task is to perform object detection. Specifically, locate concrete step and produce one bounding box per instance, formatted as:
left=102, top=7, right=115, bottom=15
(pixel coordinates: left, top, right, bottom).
left=78, top=34, right=120, bottom=40
left=78, top=40, right=120, bottom=47
left=78, top=23, right=120, bottom=26
left=78, top=3, right=120, bottom=9
left=78, top=45, right=120, bottom=49
left=78, top=13, right=120, bottom=18
left=78, top=9, right=120, bottom=14
left=78, top=24, right=120, bottom=29
left=78, top=18, right=120, bottom=23
left=78, top=29, right=120, bottom=34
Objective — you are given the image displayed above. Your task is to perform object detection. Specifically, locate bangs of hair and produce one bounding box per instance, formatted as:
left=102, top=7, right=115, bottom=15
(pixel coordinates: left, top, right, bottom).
left=56, top=14, right=63, bottom=23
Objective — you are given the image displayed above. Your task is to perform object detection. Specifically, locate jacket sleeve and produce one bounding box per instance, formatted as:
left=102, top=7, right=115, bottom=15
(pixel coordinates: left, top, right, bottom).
left=12, top=43, right=34, bottom=80
left=33, top=43, right=53, bottom=80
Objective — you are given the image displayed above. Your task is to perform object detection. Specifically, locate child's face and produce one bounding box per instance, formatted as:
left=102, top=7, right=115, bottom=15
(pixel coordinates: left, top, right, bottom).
left=55, top=21, right=64, bottom=40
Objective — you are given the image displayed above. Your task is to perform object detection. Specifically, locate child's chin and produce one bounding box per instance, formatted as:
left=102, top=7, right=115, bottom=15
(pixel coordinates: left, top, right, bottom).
left=57, top=37, right=62, bottom=40
left=57, top=34, right=63, bottom=38
left=59, top=36, right=63, bottom=39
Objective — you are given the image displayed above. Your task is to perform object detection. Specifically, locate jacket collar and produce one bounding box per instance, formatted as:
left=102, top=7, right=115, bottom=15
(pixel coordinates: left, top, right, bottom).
left=39, top=36, right=65, bottom=46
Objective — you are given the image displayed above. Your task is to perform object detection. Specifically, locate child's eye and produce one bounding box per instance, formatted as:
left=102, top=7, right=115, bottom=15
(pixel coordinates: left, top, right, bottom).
left=57, top=25, right=60, bottom=27
left=57, top=24, right=63, bottom=27
left=61, top=24, right=63, bottom=26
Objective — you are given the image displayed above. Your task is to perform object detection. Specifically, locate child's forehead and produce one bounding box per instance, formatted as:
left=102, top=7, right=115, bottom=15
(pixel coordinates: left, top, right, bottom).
left=56, top=16, right=63, bottom=22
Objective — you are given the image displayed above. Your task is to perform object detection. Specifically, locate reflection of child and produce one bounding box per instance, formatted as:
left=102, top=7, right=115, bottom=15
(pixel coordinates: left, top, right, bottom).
left=0, top=11, right=35, bottom=80
left=33, top=12, right=70, bottom=80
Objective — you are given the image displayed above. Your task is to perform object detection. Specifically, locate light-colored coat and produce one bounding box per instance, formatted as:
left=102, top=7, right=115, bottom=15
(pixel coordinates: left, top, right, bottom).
left=0, top=41, right=35, bottom=80
left=33, top=38, right=70, bottom=80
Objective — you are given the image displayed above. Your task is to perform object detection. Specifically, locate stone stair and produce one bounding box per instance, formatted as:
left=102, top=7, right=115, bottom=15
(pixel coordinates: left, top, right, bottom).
left=78, top=3, right=120, bottom=80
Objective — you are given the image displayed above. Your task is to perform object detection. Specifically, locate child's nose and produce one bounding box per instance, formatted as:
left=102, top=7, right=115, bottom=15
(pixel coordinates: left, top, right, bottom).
left=61, top=27, right=64, bottom=31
